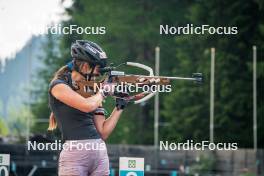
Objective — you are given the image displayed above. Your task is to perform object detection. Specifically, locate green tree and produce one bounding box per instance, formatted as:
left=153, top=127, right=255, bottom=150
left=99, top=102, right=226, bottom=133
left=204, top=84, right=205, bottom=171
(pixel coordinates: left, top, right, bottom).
left=7, top=105, right=31, bottom=138
left=0, top=118, right=9, bottom=136
left=161, top=0, right=264, bottom=148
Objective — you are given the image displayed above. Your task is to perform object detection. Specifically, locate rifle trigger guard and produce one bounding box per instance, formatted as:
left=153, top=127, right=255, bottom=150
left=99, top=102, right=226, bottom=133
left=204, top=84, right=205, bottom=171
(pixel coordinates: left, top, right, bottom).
left=126, top=62, right=157, bottom=104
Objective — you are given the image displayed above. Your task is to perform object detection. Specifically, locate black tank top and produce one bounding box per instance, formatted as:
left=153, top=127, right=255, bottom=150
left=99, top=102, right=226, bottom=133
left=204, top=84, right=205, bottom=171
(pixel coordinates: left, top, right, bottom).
left=48, top=73, right=100, bottom=140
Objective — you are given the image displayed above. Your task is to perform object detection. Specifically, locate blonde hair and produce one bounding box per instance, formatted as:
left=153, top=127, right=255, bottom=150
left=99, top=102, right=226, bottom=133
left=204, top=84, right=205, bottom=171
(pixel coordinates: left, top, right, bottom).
left=48, top=113, right=57, bottom=131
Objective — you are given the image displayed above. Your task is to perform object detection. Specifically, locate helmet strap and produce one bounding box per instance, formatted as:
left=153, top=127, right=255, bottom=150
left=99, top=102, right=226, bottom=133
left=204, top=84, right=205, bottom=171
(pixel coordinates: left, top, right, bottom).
left=88, top=65, right=95, bottom=81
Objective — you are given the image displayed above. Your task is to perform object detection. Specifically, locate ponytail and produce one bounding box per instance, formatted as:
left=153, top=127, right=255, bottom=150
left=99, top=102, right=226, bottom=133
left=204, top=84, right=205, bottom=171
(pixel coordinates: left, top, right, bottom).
left=48, top=65, right=69, bottom=131
left=48, top=59, right=87, bottom=131
left=48, top=113, right=57, bottom=131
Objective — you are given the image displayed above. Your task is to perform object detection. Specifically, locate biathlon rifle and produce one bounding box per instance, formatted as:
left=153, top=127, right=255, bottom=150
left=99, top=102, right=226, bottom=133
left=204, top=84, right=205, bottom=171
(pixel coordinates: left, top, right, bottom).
left=74, top=62, right=203, bottom=104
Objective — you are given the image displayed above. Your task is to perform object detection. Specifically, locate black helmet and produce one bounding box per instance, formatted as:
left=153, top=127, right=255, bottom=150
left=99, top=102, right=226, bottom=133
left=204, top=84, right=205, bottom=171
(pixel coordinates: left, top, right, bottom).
left=71, top=40, right=107, bottom=68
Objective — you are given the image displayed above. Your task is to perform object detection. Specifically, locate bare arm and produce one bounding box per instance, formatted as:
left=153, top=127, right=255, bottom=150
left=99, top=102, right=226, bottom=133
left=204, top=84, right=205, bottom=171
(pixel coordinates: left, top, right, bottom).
left=51, top=83, right=104, bottom=113
left=94, top=108, right=123, bottom=140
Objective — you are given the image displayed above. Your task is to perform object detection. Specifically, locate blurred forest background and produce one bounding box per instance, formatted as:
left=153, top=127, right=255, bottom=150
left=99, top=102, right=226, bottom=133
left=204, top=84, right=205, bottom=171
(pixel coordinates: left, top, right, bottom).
left=0, top=0, right=263, bottom=148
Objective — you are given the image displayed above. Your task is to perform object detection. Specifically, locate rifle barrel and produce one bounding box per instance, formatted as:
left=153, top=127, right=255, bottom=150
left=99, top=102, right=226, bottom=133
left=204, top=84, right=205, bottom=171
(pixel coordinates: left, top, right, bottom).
left=125, top=74, right=198, bottom=81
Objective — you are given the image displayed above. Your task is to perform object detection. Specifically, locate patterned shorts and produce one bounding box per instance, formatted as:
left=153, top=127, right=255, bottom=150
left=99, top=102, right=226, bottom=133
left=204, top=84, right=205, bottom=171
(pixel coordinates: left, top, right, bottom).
left=58, top=139, right=109, bottom=176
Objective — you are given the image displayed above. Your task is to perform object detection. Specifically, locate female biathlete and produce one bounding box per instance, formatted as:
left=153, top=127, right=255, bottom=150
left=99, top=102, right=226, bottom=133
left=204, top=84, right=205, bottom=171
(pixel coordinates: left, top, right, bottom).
left=47, top=40, right=127, bottom=176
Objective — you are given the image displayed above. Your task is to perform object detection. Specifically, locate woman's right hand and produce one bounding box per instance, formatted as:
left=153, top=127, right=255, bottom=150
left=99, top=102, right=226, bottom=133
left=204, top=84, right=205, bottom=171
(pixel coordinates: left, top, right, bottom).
left=99, top=82, right=117, bottom=97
